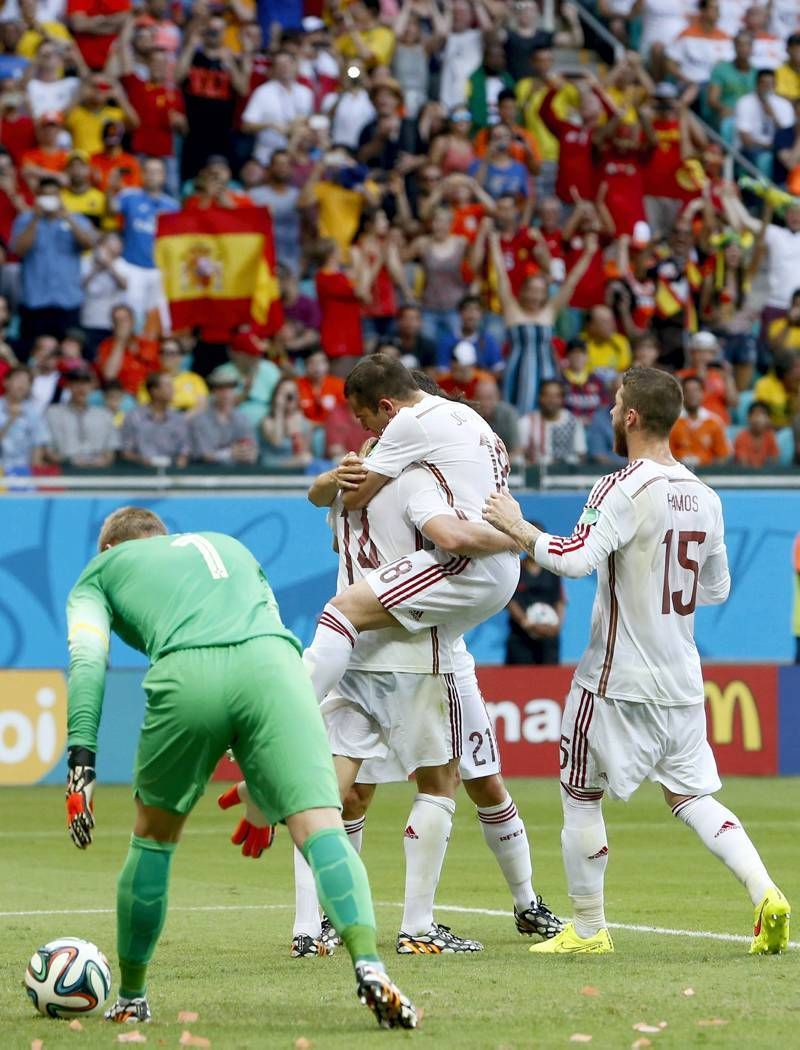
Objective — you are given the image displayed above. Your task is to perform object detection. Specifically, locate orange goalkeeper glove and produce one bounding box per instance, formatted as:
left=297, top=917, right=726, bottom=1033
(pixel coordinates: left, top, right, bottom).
left=217, top=781, right=276, bottom=858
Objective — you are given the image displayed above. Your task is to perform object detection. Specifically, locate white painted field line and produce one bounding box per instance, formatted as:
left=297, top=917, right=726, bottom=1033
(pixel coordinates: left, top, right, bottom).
left=3, top=900, right=797, bottom=949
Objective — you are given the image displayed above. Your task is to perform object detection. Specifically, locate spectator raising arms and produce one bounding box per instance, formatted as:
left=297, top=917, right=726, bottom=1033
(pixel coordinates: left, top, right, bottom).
left=491, top=227, right=596, bottom=414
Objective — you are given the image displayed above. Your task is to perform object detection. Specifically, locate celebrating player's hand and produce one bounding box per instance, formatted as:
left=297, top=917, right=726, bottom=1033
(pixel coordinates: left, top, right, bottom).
left=482, top=491, right=524, bottom=536
left=217, top=781, right=276, bottom=859
left=65, top=748, right=97, bottom=850
left=334, top=452, right=368, bottom=491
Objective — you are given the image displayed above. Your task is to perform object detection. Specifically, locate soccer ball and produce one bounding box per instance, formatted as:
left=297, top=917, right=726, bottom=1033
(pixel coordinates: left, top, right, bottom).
left=24, top=937, right=112, bottom=1019
left=526, top=602, right=560, bottom=627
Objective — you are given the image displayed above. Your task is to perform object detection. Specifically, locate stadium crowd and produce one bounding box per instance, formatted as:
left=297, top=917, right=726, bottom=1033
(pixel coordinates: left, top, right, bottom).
left=1, top=0, right=800, bottom=474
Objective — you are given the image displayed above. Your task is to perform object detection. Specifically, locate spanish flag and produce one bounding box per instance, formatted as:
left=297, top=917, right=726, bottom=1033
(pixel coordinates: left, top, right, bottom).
left=155, top=207, right=283, bottom=333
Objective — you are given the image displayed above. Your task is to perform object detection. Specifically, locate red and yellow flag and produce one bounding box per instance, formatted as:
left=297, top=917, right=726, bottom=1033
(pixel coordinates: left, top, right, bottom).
left=154, top=207, right=283, bottom=333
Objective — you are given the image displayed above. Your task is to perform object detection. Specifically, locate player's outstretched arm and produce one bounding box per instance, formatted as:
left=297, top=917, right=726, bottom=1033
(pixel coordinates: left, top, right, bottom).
left=423, top=513, right=520, bottom=557
left=308, top=453, right=369, bottom=508
left=218, top=781, right=276, bottom=859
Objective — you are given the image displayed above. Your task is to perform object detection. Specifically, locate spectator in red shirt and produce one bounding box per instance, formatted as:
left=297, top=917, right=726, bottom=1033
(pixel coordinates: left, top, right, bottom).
left=120, top=40, right=186, bottom=196
left=296, top=350, right=346, bottom=424
left=96, top=303, right=160, bottom=394
left=68, top=0, right=132, bottom=72
left=677, top=330, right=738, bottom=424
left=351, top=207, right=412, bottom=348
left=561, top=197, right=615, bottom=317
left=0, top=87, right=36, bottom=169
left=644, top=82, right=705, bottom=240
left=438, top=341, right=495, bottom=399
left=315, top=238, right=365, bottom=376
left=596, top=117, right=654, bottom=238
left=561, top=338, right=608, bottom=422
left=539, top=70, right=616, bottom=204
left=734, top=400, right=780, bottom=468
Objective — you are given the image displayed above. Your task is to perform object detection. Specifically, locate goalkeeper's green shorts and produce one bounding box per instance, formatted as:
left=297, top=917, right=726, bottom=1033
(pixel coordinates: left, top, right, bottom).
left=134, top=636, right=340, bottom=822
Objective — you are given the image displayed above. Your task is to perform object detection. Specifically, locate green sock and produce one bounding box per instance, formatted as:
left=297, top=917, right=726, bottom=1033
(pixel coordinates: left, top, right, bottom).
left=116, top=834, right=176, bottom=998
left=301, top=827, right=380, bottom=967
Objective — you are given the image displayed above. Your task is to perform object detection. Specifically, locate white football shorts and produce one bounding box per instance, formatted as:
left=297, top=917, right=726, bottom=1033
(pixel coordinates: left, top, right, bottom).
left=559, top=681, right=722, bottom=802
left=365, top=548, right=520, bottom=637
left=356, top=660, right=500, bottom=785
left=322, top=670, right=461, bottom=779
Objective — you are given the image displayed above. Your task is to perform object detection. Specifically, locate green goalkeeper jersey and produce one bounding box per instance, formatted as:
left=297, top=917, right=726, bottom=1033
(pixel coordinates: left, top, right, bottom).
left=66, top=531, right=299, bottom=751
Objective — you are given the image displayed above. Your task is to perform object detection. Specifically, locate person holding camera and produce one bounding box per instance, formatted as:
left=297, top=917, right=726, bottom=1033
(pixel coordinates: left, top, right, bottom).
left=10, top=174, right=96, bottom=350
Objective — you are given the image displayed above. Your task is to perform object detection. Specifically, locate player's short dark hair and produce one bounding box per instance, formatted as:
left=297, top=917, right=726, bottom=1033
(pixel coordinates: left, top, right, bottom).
left=98, top=506, right=167, bottom=551
left=344, top=353, right=419, bottom=409
left=621, top=367, right=683, bottom=437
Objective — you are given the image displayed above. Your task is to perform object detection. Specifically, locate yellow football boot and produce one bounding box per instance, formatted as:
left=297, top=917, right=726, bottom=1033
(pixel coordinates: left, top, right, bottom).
left=750, top=887, right=791, bottom=955
left=528, top=922, right=614, bottom=954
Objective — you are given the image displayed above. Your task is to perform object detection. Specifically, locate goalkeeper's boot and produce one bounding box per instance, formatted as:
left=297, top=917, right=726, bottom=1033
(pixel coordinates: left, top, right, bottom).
left=515, top=895, right=565, bottom=941
left=750, top=887, right=791, bottom=955
left=528, top=922, right=613, bottom=954
left=396, top=922, right=483, bottom=954
left=104, top=996, right=152, bottom=1023
left=320, top=915, right=341, bottom=951
left=355, top=963, right=418, bottom=1029
left=291, top=934, right=333, bottom=958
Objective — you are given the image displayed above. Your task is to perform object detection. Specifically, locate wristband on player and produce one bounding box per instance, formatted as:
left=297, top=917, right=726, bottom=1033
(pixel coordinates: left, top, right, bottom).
left=66, top=746, right=97, bottom=850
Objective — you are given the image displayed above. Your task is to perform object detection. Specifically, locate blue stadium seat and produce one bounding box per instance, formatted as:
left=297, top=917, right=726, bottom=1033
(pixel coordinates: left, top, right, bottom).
left=777, top=427, right=795, bottom=466
left=733, top=389, right=755, bottom=426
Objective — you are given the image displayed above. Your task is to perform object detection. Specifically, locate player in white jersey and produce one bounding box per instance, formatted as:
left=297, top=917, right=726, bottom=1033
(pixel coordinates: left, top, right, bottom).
left=302, top=355, right=520, bottom=707
left=354, top=633, right=564, bottom=944
left=483, top=367, right=791, bottom=956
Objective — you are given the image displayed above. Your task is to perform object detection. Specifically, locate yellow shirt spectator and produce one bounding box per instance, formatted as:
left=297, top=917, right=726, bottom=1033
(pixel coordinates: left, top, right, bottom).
left=139, top=371, right=209, bottom=413
left=516, top=81, right=578, bottom=163
left=61, top=185, right=106, bottom=226
left=775, top=63, right=800, bottom=101
left=753, top=372, right=795, bottom=428
left=17, top=22, right=72, bottom=58
left=65, top=104, right=126, bottom=157
left=335, top=26, right=395, bottom=68
left=313, top=180, right=367, bottom=260
left=586, top=333, right=632, bottom=374
left=767, top=317, right=800, bottom=352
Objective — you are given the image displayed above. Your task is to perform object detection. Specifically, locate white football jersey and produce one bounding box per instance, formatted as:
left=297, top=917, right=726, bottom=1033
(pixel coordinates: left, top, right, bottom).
left=534, top=458, right=730, bottom=706
left=365, top=395, right=511, bottom=521
left=329, top=464, right=458, bottom=673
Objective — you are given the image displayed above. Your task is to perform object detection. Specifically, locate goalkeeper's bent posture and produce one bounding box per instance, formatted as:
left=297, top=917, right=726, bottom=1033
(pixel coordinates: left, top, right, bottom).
left=65, top=506, right=417, bottom=1030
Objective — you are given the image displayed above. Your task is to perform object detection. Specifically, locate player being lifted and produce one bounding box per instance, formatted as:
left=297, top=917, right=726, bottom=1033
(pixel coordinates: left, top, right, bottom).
left=64, top=507, right=417, bottom=1029
left=287, top=401, right=561, bottom=953
left=483, top=367, right=791, bottom=956
left=303, top=355, right=521, bottom=705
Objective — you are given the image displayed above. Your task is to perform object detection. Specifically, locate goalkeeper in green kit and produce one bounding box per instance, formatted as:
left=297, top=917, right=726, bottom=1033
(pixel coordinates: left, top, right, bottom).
left=65, top=506, right=417, bottom=1030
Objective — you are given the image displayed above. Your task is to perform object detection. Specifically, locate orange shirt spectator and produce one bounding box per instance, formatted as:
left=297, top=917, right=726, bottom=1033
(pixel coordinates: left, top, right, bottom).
left=96, top=305, right=160, bottom=395
left=473, top=124, right=540, bottom=167
left=733, top=401, right=780, bottom=468
left=677, top=331, right=737, bottom=424
left=296, top=351, right=346, bottom=423
left=670, top=376, right=732, bottom=467
left=91, top=149, right=143, bottom=193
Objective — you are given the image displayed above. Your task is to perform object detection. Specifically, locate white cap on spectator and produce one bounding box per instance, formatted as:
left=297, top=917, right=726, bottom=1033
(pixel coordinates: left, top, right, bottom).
left=302, top=16, right=325, bottom=32
left=631, top=220, right=651, bottom=249
left=453, top=341, right=478, bottom=367
left=689, top=330, right=719, bottom=351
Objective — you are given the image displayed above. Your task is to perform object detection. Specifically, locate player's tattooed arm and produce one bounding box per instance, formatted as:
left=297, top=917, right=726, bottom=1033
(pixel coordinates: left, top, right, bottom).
left=482, top=492, right=541, bottom=556
left=308, top=453, right=369, bottom=507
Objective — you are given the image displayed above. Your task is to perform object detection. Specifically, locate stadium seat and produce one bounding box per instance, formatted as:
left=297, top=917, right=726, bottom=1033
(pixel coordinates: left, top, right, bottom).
left=733, top=390, right=755, bottom=426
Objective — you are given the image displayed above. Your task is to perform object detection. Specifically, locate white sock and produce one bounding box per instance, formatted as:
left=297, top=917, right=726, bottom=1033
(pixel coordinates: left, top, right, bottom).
left=292, top=846, right=321, bottom=938
left=561, top=786, right=608, bottom=939
left=672, top=795, right=774, bottom=905
left=344, top=816, right=365, bottom=853
left=401, top=793, right=455, bottom=936
left=302, top=603, right=358, bottom=701
left=477, top=794, right=535, bottom=911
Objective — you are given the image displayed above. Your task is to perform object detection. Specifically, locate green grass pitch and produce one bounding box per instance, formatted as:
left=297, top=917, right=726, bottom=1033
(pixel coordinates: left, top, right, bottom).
left=2, top=777, right=798, bottom=1049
